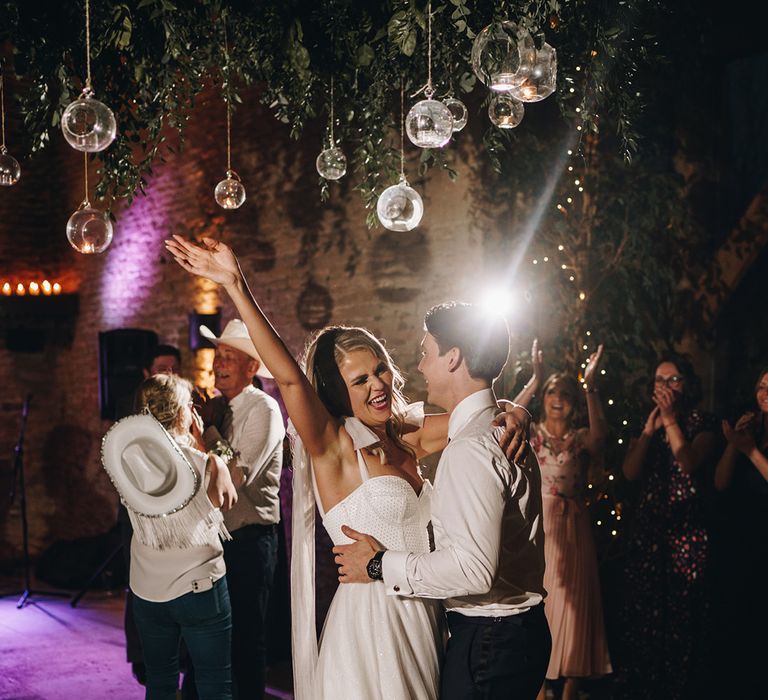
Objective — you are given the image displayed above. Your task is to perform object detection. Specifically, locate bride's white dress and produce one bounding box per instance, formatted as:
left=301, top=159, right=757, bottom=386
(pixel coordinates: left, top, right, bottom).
left=313, top=417, right=445, bottom=699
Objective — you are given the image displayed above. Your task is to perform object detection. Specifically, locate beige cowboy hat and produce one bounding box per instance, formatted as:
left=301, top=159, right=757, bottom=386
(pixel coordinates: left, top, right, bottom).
left=199, top=319, right=273, bottom=378
left=102, top=413, right=199, bottom=517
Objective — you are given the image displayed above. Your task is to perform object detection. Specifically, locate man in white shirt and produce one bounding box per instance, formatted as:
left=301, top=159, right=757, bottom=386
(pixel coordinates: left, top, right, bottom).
left=334, top=301, right=550, bottom=699
left=199, top=319, right=285, bottom=700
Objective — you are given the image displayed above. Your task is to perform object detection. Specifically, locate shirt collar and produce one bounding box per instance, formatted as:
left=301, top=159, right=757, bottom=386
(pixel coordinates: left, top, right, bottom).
left=447, top=388, right=496, bottom=441
left=228, top=384, right=257, bottom=408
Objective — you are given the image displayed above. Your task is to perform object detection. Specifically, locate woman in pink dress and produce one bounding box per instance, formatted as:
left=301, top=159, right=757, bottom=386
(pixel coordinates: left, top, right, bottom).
left=515, top=340, right=612, bottom=700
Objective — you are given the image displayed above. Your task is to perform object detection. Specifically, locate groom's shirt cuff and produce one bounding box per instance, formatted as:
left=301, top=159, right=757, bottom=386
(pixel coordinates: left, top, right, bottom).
left=382, top=551, right=414, bottom=596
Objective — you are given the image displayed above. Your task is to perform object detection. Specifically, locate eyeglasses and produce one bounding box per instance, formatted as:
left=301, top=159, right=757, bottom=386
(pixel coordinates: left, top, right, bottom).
left=654, top=375, right=683, bottom=387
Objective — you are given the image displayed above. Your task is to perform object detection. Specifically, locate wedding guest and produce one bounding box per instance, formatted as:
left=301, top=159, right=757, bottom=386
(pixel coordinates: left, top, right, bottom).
left=103, top=373, right=238, bottom=700
left=619, top=354, right=719, bottom=700
left=513, top=340, right=612, bottom=700
left=711, top=367, right=768, bottom=697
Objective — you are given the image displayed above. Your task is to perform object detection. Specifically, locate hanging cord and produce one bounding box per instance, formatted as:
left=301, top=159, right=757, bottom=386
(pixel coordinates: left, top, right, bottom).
left=426, top=0, right=433, bottom=97
left=83, top=152, right=89, bottom=205
left=84, top=0, right=93, bottom=94
left=224, top=22, right=232, bottom=174
left=411, top=0, right=434, bottom=99
left=0, top=66, right=6, bottom=150
left=399, top=78, right=405, bottom=178
left=329, top=77, right=335, bottom=147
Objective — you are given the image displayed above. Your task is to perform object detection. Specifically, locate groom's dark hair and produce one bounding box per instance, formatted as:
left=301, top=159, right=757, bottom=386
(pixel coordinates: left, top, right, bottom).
left=424, top=302, right=509, bottom=383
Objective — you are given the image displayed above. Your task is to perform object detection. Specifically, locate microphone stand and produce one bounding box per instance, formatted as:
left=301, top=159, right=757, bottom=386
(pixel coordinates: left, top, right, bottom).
left=1, top=394, right=68, bottom=608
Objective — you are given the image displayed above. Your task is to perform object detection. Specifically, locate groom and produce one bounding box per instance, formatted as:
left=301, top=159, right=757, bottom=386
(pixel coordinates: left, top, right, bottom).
left=334, top=301, right=550, bottom=699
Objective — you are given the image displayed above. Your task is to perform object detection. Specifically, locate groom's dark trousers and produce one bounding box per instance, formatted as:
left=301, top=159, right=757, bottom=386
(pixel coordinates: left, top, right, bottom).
left=441, top=604, right=551, bottom=699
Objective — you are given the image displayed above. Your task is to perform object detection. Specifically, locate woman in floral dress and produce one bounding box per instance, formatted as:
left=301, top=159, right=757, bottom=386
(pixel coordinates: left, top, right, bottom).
left=515, top=341, right=612, bottom=700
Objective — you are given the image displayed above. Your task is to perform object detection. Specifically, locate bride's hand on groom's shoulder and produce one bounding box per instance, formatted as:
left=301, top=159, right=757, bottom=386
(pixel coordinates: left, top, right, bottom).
left=492, top=405, right=531, bottom=465
left=333, top=526, right=382, bottom=584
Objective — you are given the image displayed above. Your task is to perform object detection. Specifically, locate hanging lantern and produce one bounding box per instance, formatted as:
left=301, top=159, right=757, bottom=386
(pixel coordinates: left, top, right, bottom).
left=214, top=170, right=246, bottom=209
left=442, top=97, right=468, bottom=132
left=316, top=78, right=347, bottom=180
left=61, top=91, right=117, bottom=152
left=0, top=147, right=21, bottom=186
left=66, top=201, right=113, bottom=254
left=0, top=68, right=21, bottom=185
left=471, top=21, right=535, bottom=92
left=316, top=146, right=347, bottom=180
left=488, top=94, right=525, bottom=129
left=406, top=97, right=453, bottom=148
left=376, top=175, right=424, bottom=231
left=508, top=41, right=557, bottom=102
left=61, top=0, right=117, bottom=152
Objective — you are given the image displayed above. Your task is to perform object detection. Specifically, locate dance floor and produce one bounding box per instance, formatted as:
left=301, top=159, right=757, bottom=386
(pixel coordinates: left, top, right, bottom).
left=0, top=580, right=293, bottom=700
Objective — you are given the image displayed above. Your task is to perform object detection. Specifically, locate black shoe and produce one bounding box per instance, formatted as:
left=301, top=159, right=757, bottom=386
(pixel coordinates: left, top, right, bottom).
left=131, top=661, right=147, bottom=686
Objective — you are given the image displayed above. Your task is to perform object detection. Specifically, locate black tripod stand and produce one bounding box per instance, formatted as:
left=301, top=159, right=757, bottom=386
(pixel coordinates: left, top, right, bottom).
left=2, top=394, right=68, bottom=608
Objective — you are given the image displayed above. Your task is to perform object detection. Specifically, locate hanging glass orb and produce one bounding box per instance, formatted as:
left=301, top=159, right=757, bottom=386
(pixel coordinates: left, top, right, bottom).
left=66, top=202, right=113, bottom=254
left=316, top=146, right=347, bottom=180
left=61, top=92, right=117, bottom=152
left=376, top=176, right=424, bottom=231
left=442, top=97, right=468, bottom=132
left=471, top=21, right=535, bottom=92
left=0, top=147, right=21, bottom=186
left=214, top=171, right=246, bottom=209
left=488, top=94, right=525, bottom=129
left=406, top=98, right=453, bottom=149
left=509, top=42, right=557, bottom=102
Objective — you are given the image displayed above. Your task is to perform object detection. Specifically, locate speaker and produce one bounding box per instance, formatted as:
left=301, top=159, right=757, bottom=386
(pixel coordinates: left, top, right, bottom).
left=99, top=329, right=158, bottom=420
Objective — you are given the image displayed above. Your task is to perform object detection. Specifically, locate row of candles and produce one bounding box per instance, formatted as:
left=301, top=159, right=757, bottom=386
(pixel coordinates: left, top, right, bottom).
left=2, top=280, right=63, bottom=296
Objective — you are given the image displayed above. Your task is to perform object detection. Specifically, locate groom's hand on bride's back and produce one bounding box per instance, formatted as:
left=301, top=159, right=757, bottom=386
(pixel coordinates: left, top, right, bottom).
left=333, top=526, right=382, bottom=584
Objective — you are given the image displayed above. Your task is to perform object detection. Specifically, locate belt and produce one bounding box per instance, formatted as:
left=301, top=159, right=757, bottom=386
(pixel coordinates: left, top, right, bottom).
left=447, top=604, right=543, bottom=626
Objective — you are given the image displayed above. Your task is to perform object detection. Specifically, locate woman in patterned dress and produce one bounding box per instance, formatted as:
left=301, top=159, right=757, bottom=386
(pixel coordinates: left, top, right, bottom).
left=620, top=354, right=719, bottom=700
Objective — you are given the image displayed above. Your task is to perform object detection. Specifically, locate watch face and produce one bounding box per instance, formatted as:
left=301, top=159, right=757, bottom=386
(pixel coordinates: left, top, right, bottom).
left=366, top=556, right=383, bottom=581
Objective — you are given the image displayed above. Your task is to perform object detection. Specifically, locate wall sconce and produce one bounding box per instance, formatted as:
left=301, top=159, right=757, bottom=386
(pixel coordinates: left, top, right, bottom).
left=188, top=309, right=221, bottom=350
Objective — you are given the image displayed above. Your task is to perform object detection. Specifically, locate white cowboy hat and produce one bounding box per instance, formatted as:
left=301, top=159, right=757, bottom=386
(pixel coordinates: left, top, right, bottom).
left=199, top=319, right=273, bottom=378
left=101, top=414, right=229, bottom=550
left=102, top=413, right=199, bottom=517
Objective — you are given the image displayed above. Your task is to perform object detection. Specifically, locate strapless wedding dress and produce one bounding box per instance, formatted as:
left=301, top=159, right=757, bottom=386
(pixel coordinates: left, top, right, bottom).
left=314, top=433, right=444, bottom=699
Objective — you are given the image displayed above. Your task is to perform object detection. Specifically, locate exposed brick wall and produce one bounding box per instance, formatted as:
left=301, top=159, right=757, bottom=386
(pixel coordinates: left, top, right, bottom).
left=0, top=86, right=503, bottom=564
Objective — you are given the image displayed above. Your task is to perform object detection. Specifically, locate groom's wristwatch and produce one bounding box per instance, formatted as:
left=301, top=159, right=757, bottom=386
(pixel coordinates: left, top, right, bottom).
left=366, top=551, right=385, bottom=581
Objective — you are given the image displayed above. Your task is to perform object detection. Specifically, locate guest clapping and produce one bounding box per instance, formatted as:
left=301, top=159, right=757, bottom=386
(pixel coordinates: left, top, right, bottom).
left=619, top=355, right=719, bottom=700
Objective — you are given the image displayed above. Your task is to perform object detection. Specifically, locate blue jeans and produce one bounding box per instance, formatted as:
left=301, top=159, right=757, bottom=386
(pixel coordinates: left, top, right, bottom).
left=132, top=577, right=233, bottom=700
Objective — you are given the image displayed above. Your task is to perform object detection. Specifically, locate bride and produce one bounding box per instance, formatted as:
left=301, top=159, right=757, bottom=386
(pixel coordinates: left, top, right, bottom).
left=165, top=235, right=525, bottom=699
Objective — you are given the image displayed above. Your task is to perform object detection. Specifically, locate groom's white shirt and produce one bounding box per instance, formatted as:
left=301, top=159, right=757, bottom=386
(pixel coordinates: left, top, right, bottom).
left=382, top=388, right=546, bottom=616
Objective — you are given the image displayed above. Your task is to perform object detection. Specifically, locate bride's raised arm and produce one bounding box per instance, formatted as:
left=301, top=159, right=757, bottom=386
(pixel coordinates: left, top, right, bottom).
left=166, top=235, right=339, bottom=463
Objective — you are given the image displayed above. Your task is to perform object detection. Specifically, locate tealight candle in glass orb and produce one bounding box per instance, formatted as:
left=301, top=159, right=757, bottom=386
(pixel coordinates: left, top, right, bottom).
left=376, top=176, right=424, bottom=231
left=442, top=97, right=468, bottom=132
left=488, top=94, right=525, bottom=129
left=316, top=146, right=347, bottom=180
left=66, top=203, right=114, bottom=254
left=406, top=99, right=453, bottom=148
left=0, top=147, right=21, bottom=186
left=215, top=171, right=246, bottom=209
left=509, top=42, right=557, bottom=102
left=471, top=21, right=535, bottom=92
left=61, top=93, right=117, bottom=152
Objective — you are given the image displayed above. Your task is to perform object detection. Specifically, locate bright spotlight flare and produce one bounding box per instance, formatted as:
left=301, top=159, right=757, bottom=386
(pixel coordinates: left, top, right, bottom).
left=478, top=288, right=516, bottom=318
left=471, top=20, right=557, bottom=130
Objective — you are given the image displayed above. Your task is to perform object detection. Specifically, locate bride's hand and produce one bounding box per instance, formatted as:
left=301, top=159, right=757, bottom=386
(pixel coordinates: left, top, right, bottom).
left=165, top=235, right=241, bottom=287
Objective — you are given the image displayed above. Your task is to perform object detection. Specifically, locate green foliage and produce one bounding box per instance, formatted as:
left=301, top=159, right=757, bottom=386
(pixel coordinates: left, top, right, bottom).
left=1, top=0, right=668, bottom=216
